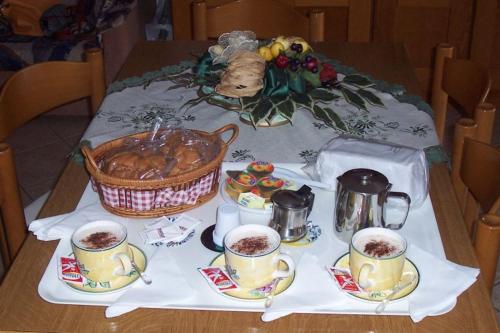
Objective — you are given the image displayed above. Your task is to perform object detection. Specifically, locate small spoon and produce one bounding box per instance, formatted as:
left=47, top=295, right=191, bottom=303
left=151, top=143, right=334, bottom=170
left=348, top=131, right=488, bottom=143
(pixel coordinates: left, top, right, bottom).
left=131, top=260, right=152, bottom=285
left=264, top=278, right=282, bottom=308
left=375, top=275, right=416, bottom=314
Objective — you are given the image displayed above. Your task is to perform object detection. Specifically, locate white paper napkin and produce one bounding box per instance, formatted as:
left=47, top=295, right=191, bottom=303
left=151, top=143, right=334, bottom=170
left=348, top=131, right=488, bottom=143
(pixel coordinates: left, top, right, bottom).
left=406, top=244, right=479, bottom=322
left=28, top=203, right=124, bottom=241
left=105, top=247, right=196, bottom=317
left=261, top=253, right=349, bottom=322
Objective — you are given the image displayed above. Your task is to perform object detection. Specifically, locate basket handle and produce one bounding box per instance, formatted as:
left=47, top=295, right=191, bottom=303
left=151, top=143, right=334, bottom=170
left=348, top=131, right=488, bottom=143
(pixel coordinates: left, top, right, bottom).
left=81, top=145, right=101, bottom=173
left=214, top=123, right=239, bottom=145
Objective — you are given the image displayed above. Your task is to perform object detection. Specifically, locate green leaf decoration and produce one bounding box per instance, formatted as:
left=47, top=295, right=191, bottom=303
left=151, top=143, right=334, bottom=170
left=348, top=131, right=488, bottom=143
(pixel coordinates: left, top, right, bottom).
left=181, top=94, right=209, bottom=109
left=288, top=71, right=306, bottom=94
left=339, top=86, right=367, bottom=110
left=167, top=83, right=186, bottom=91
left=311, top=105, right=347, bottom=131
left=250, top=98, right=273, bottom=126
left=240, top=93, right=262, bottom=110
left=357, top=89, right=385, bottom=107
left=292, top=93, right=313, bottom=109
left=324, top=107, right=347, bottom=131
left=309, top=88, right=339, bottom=102
left=301, top=70, right=321, bottom=88
left=276, top=98, right=295, bottom=122
left=85, top=280, right=97, bottom=288
left=99, top=281, right=112, bottom=288
left=342, top=74, right=374, bottom=87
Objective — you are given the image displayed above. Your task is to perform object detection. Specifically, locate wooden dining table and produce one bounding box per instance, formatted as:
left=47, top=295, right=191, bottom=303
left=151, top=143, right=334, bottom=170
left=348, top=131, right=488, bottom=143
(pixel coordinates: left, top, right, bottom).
left=0, top=41, right=497, bottom=332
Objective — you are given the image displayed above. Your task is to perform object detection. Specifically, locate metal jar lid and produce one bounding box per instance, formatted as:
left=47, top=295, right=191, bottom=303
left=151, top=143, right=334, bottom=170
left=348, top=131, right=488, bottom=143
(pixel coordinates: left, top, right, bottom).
left=337, top=168, right=389, bottom=194
left=271, top=190, right=308, bottom=209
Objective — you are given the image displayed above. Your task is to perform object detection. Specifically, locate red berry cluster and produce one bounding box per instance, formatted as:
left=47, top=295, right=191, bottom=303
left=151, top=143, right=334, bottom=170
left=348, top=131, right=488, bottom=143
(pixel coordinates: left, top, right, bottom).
left=270, top=42, right=338, bottom=88
left=319, top=63, right=337, bottom=87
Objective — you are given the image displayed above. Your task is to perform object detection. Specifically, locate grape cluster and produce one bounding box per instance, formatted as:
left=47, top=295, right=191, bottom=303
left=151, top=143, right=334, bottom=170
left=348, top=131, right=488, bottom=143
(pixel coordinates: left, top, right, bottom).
left=290, top=43, right=303, bottom=53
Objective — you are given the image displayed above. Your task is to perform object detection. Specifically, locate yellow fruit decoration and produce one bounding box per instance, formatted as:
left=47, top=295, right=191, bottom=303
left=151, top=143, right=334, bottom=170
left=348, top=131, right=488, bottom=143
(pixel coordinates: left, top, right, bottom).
left=258, top=46, right=273, bottom=61
left=275, top=36, right=290, bottom=50
left=270, top=42, right=285, bottom=58
left=287, top=37, right=311, bottom=53
left=294, top=39, right=311, bottom=53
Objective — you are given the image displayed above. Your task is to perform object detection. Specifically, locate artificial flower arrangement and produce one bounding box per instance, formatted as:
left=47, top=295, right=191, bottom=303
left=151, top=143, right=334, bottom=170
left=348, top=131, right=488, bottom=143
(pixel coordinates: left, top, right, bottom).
left=184, top=31, right=385, bottom=129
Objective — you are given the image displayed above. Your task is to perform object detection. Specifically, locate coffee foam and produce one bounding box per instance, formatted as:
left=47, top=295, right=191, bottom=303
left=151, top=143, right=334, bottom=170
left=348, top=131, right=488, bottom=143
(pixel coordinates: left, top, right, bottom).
left=72, top=221, right=126, bottom=250
left=353, top=234, right=404, bottom=258
left=225, top=229, right=279, bottom=256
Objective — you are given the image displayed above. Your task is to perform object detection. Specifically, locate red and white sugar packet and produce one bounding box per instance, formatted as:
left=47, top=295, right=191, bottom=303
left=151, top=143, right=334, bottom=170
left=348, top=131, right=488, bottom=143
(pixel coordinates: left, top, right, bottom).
left=326, top=266, right=362, bottom=293
left=198, top=267, right=240, bottom=292
left=57, top=257, right=84, bottom=285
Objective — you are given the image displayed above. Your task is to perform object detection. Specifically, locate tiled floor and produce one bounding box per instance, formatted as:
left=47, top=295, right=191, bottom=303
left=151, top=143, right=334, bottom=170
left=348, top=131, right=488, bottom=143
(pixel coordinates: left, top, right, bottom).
left=4, top=106, right=500, bottom=322
left=6, top=115, right=91, bottom=207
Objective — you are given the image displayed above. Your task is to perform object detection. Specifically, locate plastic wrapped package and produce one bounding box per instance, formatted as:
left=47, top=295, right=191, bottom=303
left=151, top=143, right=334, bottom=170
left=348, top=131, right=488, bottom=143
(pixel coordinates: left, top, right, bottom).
left=98, top=127, right=221, bottom=180
left=305, top=135, right=429, bottom=208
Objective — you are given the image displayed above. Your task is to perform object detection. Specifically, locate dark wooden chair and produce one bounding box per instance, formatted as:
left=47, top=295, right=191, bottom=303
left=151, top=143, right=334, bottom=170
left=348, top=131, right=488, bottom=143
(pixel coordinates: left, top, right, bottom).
left=192, top=0, right=325, bottom=42
left=0, top=48, right=105, bottom=272
left=431, top=43, right=494, bottom=144
left=451, top=117, right=500, bottom=292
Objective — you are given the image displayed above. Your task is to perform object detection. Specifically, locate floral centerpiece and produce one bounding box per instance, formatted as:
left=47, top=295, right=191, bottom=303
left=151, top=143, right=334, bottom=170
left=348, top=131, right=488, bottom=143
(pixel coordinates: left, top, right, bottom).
left=180, top=31, right=385, bottom=129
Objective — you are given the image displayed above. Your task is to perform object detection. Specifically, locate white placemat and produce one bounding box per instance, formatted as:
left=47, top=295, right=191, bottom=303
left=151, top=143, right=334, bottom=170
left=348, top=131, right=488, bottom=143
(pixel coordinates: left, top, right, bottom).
left=38, top=163, right=449, bottom=316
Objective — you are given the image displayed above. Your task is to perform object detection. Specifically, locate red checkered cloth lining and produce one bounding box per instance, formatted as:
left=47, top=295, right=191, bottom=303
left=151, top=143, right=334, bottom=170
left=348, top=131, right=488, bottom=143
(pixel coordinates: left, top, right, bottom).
left=93, top=169, right=220, bottom=211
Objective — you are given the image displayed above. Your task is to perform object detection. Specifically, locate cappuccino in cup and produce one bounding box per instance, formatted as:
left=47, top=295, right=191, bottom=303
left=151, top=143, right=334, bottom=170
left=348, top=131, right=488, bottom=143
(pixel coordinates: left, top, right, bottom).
left=229, top=235, right=273, bottom=256
left=353, top=233, right=405, bottom=259
left=224, top=224, right=294, bottom=289
left=350, top=228, right=408, bottom=291
left=74, top=226, right=125, bottom=251
left=71, top=220, right=133, bottom=288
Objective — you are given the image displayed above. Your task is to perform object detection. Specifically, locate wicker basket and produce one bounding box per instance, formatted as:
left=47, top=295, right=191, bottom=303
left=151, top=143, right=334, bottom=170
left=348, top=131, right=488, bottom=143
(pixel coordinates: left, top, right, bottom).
left=81, top=124, right=239, bottom=218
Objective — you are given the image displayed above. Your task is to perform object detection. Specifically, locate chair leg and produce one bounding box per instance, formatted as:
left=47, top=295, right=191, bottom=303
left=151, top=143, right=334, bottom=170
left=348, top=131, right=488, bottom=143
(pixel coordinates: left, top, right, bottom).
left=474, top=102, right=496, bottom=144
left=309, top=10, right=325, bottom=42
left=451, top=118, right=478, bottom=221
left=431, top=44, right=454, bottom=143
left=474, top=214, right=500, bottom=293
left=192, top=0, right=208, bottom=40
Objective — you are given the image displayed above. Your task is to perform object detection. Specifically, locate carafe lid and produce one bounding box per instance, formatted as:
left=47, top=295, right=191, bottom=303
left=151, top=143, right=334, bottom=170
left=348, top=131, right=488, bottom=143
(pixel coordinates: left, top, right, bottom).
left=337, top=168, right=389, bottom=194
left=271, top=189, right=309, bottom=209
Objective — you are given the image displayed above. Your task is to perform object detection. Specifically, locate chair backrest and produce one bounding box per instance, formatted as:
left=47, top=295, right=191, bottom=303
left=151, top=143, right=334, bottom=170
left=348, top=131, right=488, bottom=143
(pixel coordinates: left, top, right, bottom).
left=451, top=118, right=500, bottom=293
left=431, top=43, right=492, bottom=143
left=0, top=48, right=105, bottom=141
left=0, top=143, right=25, bottom=271
left=192, top=0, right=325, bottom=42
left=0, top=48, right=105, bottom=271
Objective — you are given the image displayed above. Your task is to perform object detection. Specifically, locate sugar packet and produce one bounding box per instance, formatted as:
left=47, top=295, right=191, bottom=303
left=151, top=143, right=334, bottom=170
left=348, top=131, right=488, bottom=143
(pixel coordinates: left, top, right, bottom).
left=326, top=266, right=362, bottom=293
left=57, top=257, right=84, bottom=286
left=140, top=214, right=201, bottom=245
left=198, top=267, right=240, bottom=292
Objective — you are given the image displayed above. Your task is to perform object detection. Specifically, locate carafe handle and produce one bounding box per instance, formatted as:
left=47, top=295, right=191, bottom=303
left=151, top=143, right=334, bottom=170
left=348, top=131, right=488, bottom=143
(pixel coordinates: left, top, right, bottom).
left=384, top=192, right=411, bottom=230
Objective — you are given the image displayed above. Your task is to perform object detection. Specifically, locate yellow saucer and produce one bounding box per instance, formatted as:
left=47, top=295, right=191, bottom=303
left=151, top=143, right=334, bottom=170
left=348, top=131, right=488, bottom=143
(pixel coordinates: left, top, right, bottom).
left=65, top=244, right=147, bottom=294
left=334, top=253, right=419, bottom=302
left=210, top=254, right=295, bottom=301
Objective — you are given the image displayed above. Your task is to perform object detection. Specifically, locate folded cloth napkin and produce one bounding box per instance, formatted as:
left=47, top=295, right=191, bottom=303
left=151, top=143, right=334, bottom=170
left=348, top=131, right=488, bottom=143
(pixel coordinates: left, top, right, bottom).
left=28, top=203, right=122, bottom=241
left=261, top=253, right=349, bottom=322
left=407, top=243, right=479, bottom=322
left=305, top=135, right=429, bottom=207
left=105, top=247, right=196, bottom=318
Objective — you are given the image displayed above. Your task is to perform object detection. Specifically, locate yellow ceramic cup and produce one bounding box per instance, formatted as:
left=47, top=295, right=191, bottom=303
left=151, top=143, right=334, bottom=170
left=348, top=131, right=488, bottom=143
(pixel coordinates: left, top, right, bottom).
left=71, top=220, right=133, bottom=287
left=224, top=224, right=295, bottom=289
left=349, top=227, right=407, bottom=291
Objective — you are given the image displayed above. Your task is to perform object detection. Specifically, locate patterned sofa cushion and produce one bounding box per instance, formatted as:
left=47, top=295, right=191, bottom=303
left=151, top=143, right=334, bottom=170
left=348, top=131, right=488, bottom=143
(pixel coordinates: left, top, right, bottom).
left=0, top=0, right=136, bottom=70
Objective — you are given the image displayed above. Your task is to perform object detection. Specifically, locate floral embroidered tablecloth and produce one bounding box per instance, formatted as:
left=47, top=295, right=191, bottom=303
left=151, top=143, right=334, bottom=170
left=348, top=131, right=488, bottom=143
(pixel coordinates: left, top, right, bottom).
left=81, top=60, right=446, bottom=165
